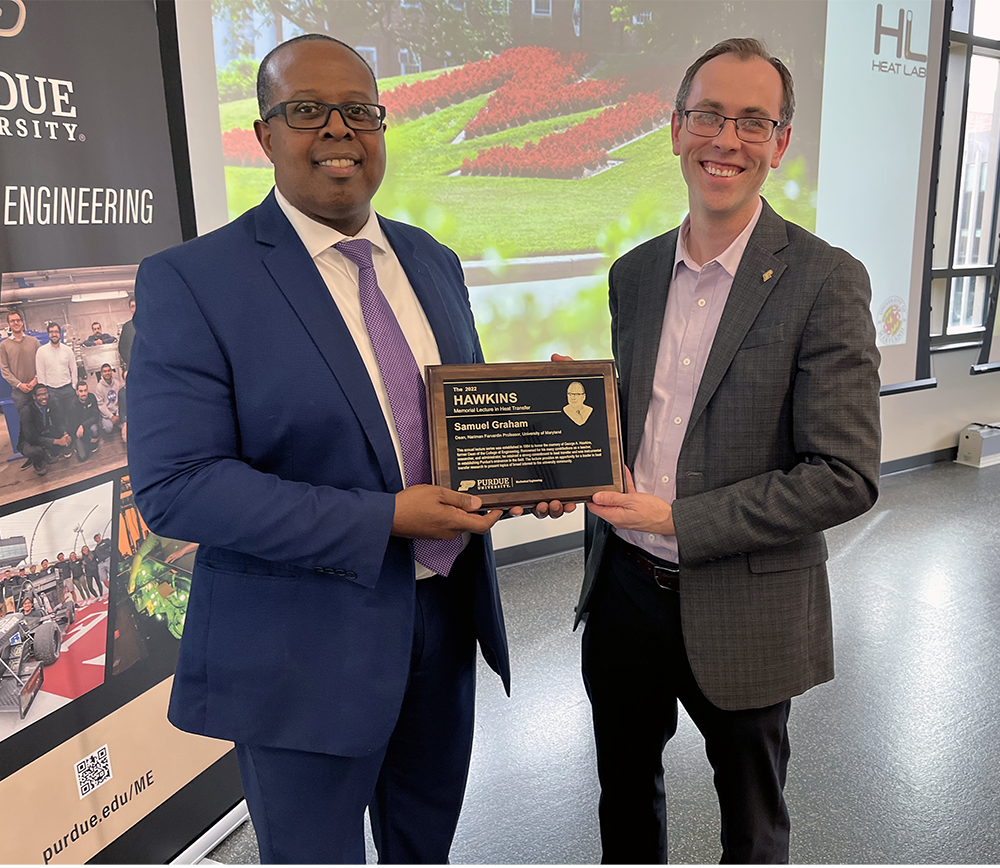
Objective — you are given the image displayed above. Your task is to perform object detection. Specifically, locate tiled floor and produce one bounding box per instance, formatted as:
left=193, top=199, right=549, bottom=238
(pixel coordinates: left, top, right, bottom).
left=209, top=460, right=1000, bottom=864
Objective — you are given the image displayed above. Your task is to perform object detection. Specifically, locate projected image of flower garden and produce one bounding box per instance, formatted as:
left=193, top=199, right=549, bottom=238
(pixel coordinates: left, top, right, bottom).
left=213, top=1, right=823, bottom=363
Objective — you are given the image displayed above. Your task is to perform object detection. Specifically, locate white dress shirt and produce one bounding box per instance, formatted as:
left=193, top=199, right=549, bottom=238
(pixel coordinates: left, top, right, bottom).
left=35, top=340, right=77, bottom=389
left=275, top=189, right=462, bottom=578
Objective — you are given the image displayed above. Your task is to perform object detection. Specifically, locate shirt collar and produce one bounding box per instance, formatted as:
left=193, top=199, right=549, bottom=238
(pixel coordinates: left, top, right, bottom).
left=274, top=187, right=387, bottom=260
left=674, top=197, right=764, bottom=278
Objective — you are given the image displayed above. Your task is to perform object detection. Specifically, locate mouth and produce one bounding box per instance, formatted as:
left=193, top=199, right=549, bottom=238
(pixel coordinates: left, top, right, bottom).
left=701, top=161, right=743, bottom=178
left=316, top=156, right=362, bottom=179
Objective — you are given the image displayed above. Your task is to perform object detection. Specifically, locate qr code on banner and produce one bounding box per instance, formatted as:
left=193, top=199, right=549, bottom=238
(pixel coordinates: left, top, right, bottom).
left=75, top=745, right=113, bottom=799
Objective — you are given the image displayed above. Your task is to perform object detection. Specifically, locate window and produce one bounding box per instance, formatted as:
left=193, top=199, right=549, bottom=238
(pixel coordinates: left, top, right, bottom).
left=632, top=11, right=653, bottom=26
left=532, top=0, right=552, bottom=16
left=355, top=46, right=378, bottom=79
left=925, top=0, right=1000, bottom=364
left=399, top=49, right=422, bottom=76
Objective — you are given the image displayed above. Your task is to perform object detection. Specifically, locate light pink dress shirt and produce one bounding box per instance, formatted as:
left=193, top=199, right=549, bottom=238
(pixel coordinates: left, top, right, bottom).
left=619, top=198, right=763, bottom=563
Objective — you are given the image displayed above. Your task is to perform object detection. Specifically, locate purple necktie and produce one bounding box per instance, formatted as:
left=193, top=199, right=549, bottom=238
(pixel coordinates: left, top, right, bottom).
left=334, top=238, right=463, bottom=577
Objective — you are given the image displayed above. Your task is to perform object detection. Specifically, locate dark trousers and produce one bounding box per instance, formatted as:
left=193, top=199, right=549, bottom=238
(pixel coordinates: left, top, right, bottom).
left=582, top=536, right=791, bottom=864
left=236, top=570, right=477, bottom=864
left=84, top=571, right=102, bottom=598
left=19, top=440, right=59, bottom=470
left=74, top=422, right=101, bottom=461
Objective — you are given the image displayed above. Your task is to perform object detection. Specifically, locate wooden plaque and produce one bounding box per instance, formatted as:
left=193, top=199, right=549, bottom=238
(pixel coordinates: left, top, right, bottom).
left=426, top=360, right=625, bottom=509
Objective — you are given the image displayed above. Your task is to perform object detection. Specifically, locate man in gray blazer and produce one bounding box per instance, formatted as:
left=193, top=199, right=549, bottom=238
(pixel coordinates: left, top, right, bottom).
left=577, top=38, right=881, bottom=862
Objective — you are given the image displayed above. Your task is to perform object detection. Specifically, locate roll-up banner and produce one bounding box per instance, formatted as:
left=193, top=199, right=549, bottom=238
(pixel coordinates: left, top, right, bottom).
left=0, top=1, right=239, bottom=863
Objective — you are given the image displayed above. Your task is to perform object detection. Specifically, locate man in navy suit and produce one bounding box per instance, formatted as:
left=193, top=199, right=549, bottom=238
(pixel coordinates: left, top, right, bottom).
left=129, top=34, right=510, bottom=864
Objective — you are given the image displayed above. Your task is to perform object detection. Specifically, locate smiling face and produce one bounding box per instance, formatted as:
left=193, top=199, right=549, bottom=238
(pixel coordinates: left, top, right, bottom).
left=672, top=54, right=790, bottom=230
left=254, top=40, right=385, bottom=236
left=47, top=324, right=61, bottom=345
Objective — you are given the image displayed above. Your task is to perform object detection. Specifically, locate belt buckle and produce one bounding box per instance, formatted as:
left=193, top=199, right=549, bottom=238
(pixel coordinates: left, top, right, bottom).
left=652, top=563, right=678, bottom=590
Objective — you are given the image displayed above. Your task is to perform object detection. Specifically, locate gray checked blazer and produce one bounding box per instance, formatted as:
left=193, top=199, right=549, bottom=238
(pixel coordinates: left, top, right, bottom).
left=575, top=198, right=882, bottom=711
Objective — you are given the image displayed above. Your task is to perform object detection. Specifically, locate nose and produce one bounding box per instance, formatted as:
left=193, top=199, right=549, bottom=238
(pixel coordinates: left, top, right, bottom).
left=715, top=117, right=742, bottom=148
left=321, top=107, right=355, bottom=138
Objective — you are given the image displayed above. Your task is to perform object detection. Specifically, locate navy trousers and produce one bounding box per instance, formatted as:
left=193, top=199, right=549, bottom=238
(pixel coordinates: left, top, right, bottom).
left=582, top=536, right=792, bottom=864
left=236, top=570, right=477, bottom=864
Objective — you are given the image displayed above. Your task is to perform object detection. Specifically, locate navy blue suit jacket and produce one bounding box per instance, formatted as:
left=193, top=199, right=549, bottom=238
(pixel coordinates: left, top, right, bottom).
left=129, top=191, right=510, bottom=757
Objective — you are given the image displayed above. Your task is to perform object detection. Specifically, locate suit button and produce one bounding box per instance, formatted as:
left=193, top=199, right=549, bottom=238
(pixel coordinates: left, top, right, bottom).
left=346, top=571, right=357, bottom=578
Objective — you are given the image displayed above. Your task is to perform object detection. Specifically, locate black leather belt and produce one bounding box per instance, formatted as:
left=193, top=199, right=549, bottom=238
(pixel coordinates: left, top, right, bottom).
left=617, top=537, right=680, bottom=592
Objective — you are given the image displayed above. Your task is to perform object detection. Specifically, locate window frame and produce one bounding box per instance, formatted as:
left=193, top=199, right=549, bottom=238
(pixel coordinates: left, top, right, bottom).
left=922, top=1, right=1000, bottom=374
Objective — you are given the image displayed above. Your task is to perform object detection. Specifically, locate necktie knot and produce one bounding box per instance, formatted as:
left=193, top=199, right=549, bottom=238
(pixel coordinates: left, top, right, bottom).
left=334, top=238, right=374, bottom=271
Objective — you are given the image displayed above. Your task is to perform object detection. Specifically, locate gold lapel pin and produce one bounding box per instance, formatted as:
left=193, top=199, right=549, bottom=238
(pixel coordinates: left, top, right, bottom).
left=762, top=269, right=773, bottom=282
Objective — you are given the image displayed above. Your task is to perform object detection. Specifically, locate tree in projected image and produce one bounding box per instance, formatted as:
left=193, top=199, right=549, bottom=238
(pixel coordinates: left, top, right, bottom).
left=213, top=0, right=510, bottom=67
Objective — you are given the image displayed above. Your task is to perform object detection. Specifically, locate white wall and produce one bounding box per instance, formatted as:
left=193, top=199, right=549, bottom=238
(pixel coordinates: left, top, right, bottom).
left=881, top=350, right=1000, bottom=463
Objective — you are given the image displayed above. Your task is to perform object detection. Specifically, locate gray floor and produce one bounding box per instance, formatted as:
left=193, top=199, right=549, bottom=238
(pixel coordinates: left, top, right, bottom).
left=209, top=460, right=1000, bottom=864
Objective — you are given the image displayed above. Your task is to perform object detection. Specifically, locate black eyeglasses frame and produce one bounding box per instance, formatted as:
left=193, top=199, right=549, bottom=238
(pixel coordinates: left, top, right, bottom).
left=682, top=110, right=782, bottom=143
left=262, top=101, right=386, bottom=131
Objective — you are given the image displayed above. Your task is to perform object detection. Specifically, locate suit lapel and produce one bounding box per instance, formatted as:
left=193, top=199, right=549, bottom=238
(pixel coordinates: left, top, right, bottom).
left=379, top=217, right=464, bottom=365
left=627, top=231, right=677, bottom=462
left=688, top=200, right=789, bottom=434
left=255, top=193, right=403, bottom=491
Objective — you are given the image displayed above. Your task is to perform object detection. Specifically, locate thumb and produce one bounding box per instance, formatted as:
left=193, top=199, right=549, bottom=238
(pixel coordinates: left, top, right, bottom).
left=624, top=466, right=636, bottom=493
left=551, top=353, right=575, bottom=362
left=440, top=487, right=483, bottom=512
left=591, top=489, right=627, bottom=507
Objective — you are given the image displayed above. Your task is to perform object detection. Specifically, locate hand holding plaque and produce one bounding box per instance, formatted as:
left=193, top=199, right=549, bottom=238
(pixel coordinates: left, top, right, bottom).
left=425, top=360, right=626, bottom=509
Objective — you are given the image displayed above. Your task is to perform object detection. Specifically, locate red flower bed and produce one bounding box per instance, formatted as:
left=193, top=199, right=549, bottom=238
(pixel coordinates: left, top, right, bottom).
left=381, top=46, right=587, bottom=122
left=461, top=90, right=670, bottom=179
left=464, top=68, right=660, bottom=139
left=222, top=127, right=269, bottom=168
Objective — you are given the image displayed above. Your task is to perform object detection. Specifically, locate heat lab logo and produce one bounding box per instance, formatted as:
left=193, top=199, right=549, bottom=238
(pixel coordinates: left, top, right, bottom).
left=877, top=296, right=907, bottom=345
left=0, top=0, right=26, bottom=38
left=872, top=4, right=928, bottom=78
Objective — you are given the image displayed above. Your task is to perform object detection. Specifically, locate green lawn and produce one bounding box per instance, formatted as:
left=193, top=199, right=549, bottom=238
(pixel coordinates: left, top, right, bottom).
left=218, top=69, right=815, bottom=257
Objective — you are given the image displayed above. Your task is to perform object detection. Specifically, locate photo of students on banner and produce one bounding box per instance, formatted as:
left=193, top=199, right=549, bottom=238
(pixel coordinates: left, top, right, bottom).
left=0, top=482, right=113, bottom=742
left=112, top=475, right=197, bottom=677
left=0, top=267, right=134, bottom=508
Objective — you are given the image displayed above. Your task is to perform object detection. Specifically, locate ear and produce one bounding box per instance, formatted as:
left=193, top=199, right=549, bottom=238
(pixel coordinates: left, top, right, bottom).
left=671, top=110, right=682, bottom=156
left=770, top=123, right=791, bottom=169
left=254, top=118, right=275, bottom=164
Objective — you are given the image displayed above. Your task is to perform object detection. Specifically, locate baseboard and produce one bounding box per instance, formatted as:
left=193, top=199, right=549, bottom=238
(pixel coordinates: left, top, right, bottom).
left=495, top=530, right=584, bottom=567
left=880, top=446, right=957, bottom=475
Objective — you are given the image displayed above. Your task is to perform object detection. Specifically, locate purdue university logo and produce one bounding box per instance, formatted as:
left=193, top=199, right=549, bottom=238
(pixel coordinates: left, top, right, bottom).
left=0, top=0, right=27, bottom=37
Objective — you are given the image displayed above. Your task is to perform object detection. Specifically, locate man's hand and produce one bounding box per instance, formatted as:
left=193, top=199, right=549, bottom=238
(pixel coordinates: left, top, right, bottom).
left=588, top=467, right=675, bottom=535
left=111, top=414, right=119, bottom=425
left=76, top=425, right=84, bottom=439
left=17, top=382, right=32, bottom=393
left=392, top=485, right=502, bottom=539
left=526, top=352, right=582, bottom=519
left=530, top=499, right=578, bottom=519
left=54, top=433, right=71, bottom=447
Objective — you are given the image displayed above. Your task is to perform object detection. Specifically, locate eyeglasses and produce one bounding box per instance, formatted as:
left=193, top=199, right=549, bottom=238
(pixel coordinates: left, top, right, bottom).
left=683, top=110, right=781, bottom=143
left=263, top=101, right=386, bottom=131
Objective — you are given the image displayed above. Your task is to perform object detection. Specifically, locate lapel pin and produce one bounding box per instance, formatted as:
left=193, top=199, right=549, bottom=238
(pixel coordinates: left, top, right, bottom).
left=762, top=269, right=773, bottom=282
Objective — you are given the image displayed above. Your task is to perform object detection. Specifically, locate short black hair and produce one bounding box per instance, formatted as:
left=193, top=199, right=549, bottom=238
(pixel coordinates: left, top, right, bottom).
left=257, top=34, right=378, bottom=118
left=100, top=363, right=112, bottom=372
left=47, top=322, right=61, bottom=331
